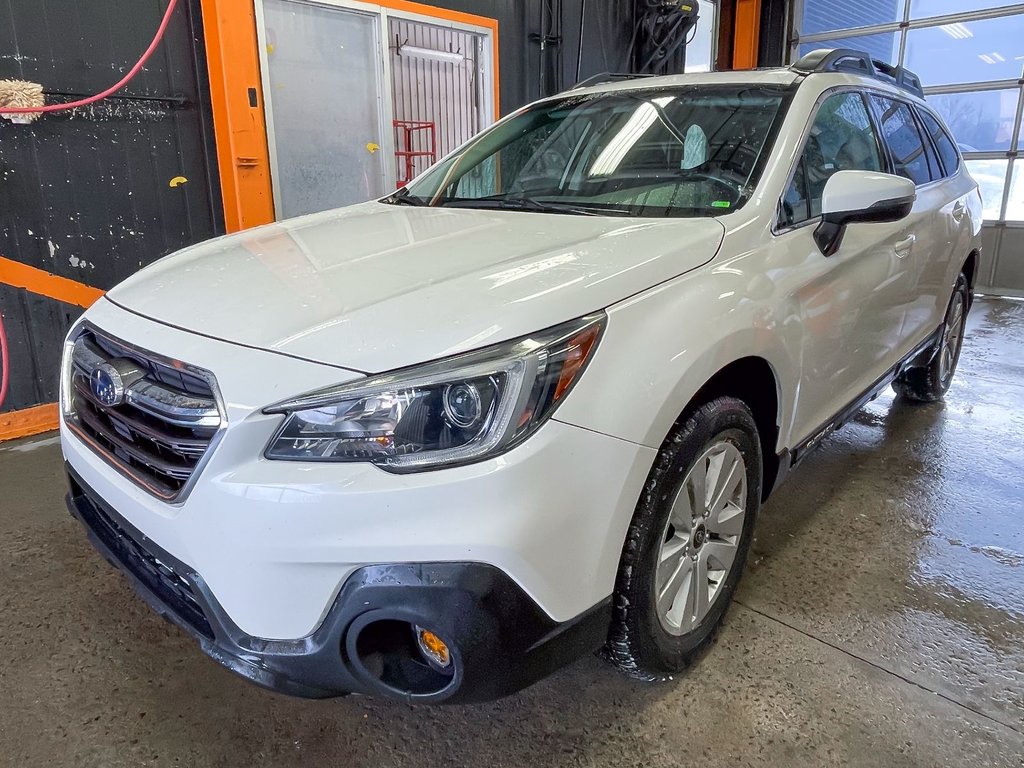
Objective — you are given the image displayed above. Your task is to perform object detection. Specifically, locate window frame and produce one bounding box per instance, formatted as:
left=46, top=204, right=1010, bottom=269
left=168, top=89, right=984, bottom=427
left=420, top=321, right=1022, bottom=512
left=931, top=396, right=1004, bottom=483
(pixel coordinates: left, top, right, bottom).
left=914, top=105, right=963, bottom=179
left=868, top=93, right=939, bottom=187
left=773, top=86, right=890, bottom=235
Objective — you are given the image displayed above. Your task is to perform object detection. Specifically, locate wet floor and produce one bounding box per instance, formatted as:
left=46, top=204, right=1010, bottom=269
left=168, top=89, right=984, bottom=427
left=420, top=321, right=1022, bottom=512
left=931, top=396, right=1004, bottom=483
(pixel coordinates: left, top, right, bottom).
left=1, top=297, right=1022, bottom=767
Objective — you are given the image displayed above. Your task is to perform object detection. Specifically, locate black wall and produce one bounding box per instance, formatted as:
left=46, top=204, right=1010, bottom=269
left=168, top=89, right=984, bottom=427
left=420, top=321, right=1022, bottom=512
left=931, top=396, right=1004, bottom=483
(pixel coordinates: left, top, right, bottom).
left=418, top=0, right=636, bottom=112
left=0, top=0, right=222, bottom=414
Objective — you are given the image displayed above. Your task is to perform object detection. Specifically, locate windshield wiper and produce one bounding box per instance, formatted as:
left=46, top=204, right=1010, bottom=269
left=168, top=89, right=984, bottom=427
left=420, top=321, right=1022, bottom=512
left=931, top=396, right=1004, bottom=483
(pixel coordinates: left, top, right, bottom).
left=385, top=187, right=429, bottom=206
left=439, top=197, right=634, bottom=217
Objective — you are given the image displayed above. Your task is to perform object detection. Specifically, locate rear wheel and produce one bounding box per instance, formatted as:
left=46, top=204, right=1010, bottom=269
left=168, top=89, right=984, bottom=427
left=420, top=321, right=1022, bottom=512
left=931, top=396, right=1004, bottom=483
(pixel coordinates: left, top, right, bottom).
left=605, top=397, right=761, bottom=680
left=894, top=272, right=970, bottom=403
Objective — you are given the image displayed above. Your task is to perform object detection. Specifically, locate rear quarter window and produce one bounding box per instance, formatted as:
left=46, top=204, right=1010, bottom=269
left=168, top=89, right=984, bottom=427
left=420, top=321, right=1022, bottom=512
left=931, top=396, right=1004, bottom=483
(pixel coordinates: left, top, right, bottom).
left=870, top=95, right=933, bottom=186
left=918, top=109, right=961, bottom=178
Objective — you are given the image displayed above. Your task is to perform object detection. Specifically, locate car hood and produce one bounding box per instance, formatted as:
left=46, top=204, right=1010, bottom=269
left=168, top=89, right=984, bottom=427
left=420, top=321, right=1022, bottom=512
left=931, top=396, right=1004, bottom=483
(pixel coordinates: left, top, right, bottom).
left=107, top=202, right=725, bottom=373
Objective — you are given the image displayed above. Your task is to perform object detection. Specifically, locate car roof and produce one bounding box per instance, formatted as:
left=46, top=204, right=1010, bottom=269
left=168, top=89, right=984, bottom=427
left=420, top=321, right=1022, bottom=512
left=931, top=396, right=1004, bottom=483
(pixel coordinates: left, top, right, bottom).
left=567, top=68, right=801, bottom=98
left=564, top=49, right=928, bottom=105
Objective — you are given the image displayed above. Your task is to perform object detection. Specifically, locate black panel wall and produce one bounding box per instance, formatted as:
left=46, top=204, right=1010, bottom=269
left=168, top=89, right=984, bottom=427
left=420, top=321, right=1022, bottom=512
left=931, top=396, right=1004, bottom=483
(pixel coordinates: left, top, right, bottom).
left=0, top=0, right=222, bottom=415
left=416, top=0, right=636, bottom=111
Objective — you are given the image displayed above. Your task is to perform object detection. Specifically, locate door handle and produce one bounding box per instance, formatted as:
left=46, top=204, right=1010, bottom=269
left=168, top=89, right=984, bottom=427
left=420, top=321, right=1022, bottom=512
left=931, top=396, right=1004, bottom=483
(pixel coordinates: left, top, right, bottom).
left=952, top=201, right=966, bottom=222
left=894, top=234, right=916, bottom=258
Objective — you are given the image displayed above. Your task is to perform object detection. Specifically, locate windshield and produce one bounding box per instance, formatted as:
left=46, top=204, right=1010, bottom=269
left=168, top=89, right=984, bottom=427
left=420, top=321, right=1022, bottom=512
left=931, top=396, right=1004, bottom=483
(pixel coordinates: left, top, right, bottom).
left=390, top=85, right=791, bottom=218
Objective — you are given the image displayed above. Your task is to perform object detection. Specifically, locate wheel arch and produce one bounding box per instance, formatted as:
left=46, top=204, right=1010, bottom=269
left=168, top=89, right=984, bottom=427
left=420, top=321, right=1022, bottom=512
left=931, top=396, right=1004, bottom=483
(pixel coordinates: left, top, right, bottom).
left=962, top=249, right=979, bottom=307
left=678, top=356, right=782, bottom=502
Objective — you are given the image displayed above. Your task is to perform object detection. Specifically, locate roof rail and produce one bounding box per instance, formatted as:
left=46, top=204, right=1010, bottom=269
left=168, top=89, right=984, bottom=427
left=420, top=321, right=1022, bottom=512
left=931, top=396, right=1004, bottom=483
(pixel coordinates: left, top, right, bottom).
left=791, top=48, right=925, bottom=99
left=569, top=72, right=660, bottom=91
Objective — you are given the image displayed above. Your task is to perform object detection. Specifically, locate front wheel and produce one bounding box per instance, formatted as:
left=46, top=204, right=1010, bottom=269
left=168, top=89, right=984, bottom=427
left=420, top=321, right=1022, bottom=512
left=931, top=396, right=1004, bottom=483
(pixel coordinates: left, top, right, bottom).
left=894, top=272, right=970, bottom=403
left=605, top=396, right=762, bottom=680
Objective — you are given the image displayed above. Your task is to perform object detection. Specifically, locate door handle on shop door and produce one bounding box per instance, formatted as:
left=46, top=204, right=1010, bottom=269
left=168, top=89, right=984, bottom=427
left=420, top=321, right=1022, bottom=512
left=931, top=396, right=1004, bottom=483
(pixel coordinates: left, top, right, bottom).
left=894, top=234, right=916, bottom=258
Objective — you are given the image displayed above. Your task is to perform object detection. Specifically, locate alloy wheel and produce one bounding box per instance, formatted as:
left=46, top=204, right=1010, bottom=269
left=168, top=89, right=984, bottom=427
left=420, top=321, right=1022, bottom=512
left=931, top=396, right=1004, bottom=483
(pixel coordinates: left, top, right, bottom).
left=939, top=291, right=966, bottom=386
left=655, top=440, right=747, bottom=636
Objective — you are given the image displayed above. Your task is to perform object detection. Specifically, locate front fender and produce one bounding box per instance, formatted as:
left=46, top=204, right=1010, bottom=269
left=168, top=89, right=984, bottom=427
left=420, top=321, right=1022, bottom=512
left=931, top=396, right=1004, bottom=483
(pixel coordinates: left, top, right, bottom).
left=555, top=265, right=800, bottom=453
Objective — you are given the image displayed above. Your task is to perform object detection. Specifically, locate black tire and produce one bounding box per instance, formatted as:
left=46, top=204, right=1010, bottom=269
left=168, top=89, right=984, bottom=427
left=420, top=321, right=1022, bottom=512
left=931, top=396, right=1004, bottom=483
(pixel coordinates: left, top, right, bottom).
left=893, top=272, right=970, bottom=403
left=605, top=396, right=762, bottom=680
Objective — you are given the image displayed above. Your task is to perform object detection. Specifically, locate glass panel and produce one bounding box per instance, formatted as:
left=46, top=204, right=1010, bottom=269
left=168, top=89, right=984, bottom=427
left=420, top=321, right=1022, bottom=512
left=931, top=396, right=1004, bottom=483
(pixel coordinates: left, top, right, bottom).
left=871, top=95, right=933, bottom=184
left=918, top=108, right=961, bottom=176
left=926, top=89, right=1020, bottom=152
left=402, top=86, right=790, bottom=218
left=801, top=0, right=906, bottom=36
left=685, top=1, right=716, bottom=73
left=904, top=15, right=1024, bottom=86
left=782, top=92, right=885, bottom=226
left=1004, top=161, right=1024, bottom=220
left=965, top=158, right=1007, bottom=219
left=263, top=0, right=386, bottom=218
left=910, top=1, right=1021, bottom=19
left=799, top=32, right=899, bottom=64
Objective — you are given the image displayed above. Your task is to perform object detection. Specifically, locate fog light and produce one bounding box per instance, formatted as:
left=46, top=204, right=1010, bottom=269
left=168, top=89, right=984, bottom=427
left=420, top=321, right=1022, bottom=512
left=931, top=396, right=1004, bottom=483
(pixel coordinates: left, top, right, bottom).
left=415, top=626, right=452, bottom=669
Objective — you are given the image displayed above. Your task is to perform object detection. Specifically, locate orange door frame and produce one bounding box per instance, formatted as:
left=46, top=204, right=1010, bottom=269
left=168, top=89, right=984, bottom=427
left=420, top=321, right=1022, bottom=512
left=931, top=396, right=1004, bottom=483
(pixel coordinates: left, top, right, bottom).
left=200, top=0, right=501, bottom=232
left=732, top=0, right=762, bottom=70
left=199, top=0, right=276, bottom=232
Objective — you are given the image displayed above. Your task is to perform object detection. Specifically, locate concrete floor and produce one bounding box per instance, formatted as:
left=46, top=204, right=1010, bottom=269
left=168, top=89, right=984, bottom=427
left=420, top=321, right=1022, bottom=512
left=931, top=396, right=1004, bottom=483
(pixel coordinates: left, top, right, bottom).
left=1, top=297, right=1022, bottom=767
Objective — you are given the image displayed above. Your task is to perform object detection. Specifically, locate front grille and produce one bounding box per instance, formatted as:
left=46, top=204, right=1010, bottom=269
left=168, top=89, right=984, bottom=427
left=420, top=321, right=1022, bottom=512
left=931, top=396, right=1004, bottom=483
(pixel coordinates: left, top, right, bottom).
left=71, top=477, right=214, bottom=639
left=67, top=329, right=222, bottom=500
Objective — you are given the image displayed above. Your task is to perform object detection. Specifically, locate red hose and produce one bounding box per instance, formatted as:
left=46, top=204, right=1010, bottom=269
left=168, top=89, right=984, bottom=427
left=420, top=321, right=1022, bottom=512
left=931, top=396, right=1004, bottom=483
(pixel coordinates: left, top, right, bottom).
left=0, top=0, right=179, bottom=116
left=0, top=313, right=9, bottom=410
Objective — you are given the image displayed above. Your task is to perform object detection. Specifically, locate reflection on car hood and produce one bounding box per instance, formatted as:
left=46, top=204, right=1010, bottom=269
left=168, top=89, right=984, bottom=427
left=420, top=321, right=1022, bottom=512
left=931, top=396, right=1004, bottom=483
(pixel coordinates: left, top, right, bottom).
left=106, top=202, right=726, bottom=373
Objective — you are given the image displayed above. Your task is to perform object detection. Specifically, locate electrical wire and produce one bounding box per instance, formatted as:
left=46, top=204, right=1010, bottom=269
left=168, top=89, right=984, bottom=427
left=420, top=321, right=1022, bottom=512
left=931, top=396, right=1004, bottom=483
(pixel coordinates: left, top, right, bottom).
left=0, top=312, right=9, bottom=410
left=0, top=0, right=179, bottom=116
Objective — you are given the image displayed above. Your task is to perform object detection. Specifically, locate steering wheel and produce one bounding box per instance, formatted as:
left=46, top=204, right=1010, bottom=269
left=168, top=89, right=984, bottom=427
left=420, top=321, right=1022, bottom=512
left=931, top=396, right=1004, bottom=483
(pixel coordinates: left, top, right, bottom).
left=677, top=170, right=745, bottom=201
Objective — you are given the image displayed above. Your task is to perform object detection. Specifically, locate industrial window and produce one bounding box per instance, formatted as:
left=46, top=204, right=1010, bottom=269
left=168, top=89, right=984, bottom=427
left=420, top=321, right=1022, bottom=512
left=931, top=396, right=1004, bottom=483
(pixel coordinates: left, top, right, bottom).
left=781, top=91, right=884, bottom=227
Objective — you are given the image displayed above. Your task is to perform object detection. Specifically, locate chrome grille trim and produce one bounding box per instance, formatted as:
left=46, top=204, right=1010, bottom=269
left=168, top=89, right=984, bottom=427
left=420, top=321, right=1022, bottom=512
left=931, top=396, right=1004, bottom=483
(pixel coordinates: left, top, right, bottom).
left=64, top=324, right=226, bottom=503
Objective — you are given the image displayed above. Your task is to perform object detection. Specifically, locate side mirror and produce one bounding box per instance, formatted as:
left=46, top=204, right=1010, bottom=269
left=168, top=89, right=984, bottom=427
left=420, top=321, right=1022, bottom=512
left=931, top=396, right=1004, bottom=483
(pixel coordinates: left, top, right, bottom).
left=814, top=171, right=916, bottom=257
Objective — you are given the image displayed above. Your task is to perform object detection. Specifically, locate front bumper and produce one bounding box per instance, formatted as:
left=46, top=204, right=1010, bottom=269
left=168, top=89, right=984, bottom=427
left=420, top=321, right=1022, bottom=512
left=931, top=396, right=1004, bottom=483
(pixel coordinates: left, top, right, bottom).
left=67, top=468, right=612, bottom=703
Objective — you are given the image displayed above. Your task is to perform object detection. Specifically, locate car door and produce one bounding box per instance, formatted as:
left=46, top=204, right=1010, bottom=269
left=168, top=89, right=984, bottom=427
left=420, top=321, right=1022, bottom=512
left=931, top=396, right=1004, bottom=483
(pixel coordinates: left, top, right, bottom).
left=907, top=107, right=974, bottom=339
left=866, top=95, right=949, bottom=354
left=773, top=90, right=914, bottom=444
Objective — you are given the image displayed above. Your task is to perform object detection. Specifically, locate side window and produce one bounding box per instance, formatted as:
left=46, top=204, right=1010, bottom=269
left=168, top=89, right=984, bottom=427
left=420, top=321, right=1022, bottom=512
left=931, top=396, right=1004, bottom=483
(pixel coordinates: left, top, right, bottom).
left=918, top=109, right=961, bottom=178
left=870, top=96, right=933, bottom=185
left=781, top=92, right=883, bottom=227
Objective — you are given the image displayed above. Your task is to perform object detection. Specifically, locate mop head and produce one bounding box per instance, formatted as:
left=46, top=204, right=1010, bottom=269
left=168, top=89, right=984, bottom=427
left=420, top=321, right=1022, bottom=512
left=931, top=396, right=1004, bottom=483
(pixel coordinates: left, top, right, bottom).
left=0, top=79, right=44, bottom=123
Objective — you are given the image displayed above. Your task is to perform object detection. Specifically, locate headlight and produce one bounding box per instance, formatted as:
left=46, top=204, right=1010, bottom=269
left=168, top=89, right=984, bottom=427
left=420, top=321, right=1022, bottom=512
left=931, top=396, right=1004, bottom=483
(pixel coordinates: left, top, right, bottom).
left=264, top=314, right=605, bottom=471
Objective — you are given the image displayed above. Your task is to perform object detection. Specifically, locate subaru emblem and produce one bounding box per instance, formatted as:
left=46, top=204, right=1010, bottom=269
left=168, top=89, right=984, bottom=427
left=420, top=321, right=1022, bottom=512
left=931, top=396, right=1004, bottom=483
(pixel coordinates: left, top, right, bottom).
left=90, top=363, right=125, bottom=407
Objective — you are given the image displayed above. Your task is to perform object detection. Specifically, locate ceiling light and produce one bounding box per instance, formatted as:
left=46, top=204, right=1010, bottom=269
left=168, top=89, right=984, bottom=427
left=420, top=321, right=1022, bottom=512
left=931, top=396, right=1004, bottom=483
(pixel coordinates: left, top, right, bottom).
left=940, top=23, right=972, bottom=40
left=398, top=45, right=465, bottom=65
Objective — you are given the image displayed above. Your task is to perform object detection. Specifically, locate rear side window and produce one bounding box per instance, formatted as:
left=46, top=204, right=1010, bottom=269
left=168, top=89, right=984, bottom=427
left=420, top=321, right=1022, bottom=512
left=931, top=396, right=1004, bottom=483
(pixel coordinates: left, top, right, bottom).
left=780, top=91, right=884, bottom=227
left=870, top=96, right=933, bottom=185
left=918, top=109, right=961, bottom=178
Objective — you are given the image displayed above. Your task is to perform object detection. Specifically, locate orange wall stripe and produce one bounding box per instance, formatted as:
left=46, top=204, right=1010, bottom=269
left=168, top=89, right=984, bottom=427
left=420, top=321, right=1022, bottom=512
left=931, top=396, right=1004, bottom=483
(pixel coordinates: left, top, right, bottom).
left=375, top=0, right=498, bottom=33
left=0, top=256, right=104, bottom=309
left=200, top=0, right=275, bottom=233
left=732, top=0, right=761, bottom=70
left=0, top=258, right=96, bottom=441
left=375, top=1, right=500, bottom=120
left=0, top=404, right=59, bottom=441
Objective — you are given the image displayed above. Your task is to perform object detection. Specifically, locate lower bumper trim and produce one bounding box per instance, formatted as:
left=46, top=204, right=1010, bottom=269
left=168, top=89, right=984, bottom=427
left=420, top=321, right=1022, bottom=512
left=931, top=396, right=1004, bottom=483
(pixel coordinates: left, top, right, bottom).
left=66, top=465, right=612, bottom=703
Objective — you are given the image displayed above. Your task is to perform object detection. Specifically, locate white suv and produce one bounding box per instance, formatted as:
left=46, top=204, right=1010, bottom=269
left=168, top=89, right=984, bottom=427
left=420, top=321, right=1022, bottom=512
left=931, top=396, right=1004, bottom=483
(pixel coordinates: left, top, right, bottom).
left=60, top=49, right=982, bottom=703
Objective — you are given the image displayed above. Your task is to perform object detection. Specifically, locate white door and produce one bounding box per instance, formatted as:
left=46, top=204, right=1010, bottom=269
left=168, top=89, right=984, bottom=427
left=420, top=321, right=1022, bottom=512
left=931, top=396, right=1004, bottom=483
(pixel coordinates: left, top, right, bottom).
left=260, top=0, right=389, bottom=218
